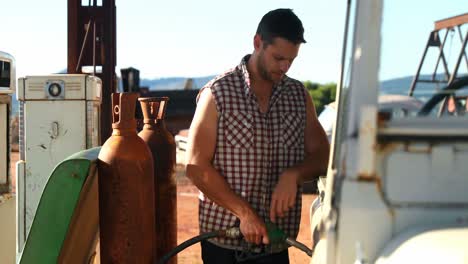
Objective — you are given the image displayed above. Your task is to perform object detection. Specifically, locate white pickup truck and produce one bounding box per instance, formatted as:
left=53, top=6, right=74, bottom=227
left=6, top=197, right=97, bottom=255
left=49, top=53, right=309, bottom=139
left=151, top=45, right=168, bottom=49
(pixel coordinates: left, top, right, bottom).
left=310, top=1, right=468, bottom=263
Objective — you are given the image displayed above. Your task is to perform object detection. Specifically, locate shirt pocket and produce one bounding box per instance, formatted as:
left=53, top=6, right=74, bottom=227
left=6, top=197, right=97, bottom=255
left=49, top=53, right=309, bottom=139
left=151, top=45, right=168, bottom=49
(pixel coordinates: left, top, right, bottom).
left=281, top=112, right=304, bottom=149
left=223, top=111, right=253, bottom=148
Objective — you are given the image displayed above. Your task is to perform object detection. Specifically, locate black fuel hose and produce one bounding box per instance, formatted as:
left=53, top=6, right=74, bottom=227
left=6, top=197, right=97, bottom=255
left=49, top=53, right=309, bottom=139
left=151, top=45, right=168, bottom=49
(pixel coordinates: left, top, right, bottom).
left=157, top=231, right=219, bottom=264
left=285, top=237, right=313, bottom=256
left=157, top=227, right=313, bottom=263
left=158, top=228, right=241, bottom=264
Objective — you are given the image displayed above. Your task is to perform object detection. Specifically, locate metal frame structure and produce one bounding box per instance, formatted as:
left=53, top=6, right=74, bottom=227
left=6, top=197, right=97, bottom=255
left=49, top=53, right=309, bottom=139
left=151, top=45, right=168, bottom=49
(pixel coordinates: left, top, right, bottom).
left=408, top=13, right=468, bottom=97
left=68, top=0, right=116, bottom=143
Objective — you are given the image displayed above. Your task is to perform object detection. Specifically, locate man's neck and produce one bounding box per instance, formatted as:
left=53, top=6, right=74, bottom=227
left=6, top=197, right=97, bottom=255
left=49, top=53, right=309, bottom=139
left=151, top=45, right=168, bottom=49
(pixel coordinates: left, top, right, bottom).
left=247, top=55, right=273, bottom=113
left=247, top=54, right=273, bottom=94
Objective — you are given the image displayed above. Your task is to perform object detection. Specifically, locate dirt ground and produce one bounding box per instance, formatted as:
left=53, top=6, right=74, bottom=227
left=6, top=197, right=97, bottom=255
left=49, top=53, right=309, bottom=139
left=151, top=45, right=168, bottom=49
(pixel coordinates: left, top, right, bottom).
left=9, top=153, right=315, bottom=263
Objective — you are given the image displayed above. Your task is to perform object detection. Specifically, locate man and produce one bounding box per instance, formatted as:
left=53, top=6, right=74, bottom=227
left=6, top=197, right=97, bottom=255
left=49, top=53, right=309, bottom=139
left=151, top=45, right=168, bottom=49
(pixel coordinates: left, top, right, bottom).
left=186, top=8, right=329, bottom=264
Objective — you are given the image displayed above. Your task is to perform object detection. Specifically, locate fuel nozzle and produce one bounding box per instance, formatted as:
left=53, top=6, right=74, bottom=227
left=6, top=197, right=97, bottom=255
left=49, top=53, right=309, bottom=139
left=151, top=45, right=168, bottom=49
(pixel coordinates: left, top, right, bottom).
left=265, top=221, right=313, bottom=256
left=230, top=222, right=313, bottom=259
left=222, top=227, right=243, bottom=239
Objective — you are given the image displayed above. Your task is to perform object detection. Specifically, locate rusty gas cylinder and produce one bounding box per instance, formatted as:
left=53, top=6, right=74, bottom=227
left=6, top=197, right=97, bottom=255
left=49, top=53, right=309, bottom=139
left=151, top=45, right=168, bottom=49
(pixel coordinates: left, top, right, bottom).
left=98, top=92, right=156, bottom=263
left=138, top=97, right=177, bottom=263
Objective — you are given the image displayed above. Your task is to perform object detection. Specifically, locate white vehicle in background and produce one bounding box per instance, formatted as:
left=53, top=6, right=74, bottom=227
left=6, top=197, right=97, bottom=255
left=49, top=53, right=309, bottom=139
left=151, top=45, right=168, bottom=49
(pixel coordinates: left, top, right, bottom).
left=319, top=95, right=423, bottom=142
left=310, top=1, right=468, bottom=263
left=318, top=102, right=337, bottom=143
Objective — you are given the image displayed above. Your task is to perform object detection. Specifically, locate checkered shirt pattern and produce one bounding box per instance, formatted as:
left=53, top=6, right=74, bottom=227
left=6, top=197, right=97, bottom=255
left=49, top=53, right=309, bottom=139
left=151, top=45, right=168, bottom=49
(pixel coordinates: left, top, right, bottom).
left=198, top=55, right=307, bottom=250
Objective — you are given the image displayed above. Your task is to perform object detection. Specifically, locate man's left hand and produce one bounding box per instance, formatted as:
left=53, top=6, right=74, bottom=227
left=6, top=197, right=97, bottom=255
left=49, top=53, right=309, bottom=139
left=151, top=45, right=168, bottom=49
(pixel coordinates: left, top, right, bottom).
left=269, top=169, right=299, bottom=222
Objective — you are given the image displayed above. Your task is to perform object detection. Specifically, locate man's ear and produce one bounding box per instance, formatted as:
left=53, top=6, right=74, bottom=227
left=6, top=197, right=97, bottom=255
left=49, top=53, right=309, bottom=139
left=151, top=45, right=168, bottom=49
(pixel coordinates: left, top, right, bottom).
left=254, top=34, right=262, bottom=50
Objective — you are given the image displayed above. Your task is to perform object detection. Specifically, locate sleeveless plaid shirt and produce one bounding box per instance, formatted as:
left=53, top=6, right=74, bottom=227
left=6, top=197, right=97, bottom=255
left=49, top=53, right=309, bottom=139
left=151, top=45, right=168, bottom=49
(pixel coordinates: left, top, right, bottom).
left=198, top=55, right=307, bottom=250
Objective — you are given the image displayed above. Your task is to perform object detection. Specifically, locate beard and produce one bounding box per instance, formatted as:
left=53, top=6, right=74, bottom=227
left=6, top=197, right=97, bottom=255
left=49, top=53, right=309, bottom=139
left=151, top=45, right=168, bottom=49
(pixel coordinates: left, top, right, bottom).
left=257, top=50, right=279, bottom=84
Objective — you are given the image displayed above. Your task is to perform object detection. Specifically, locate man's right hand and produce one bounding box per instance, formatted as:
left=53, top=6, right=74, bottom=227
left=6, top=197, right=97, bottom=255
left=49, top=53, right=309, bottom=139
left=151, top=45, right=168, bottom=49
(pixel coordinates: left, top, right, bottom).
left=239, top=209, right=270, bottom=245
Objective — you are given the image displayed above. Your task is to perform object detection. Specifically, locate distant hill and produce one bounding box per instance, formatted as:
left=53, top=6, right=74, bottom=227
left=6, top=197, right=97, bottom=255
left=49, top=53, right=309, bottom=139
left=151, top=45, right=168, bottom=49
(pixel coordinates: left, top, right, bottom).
left=380, top=74, right=466, bottom=101
left=140, top=75, right=215, bottom=90
left=9, top=74, right=462, bottom=116
left=8, top=75, right=216, bottom=115
left=56, top=68, right=215, bottom=90
left=381, top=75, right=440, bottom=98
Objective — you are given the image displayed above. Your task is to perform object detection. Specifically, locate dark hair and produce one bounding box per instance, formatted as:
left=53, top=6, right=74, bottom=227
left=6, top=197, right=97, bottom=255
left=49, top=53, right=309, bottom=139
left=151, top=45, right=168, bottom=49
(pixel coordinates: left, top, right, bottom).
left=256, top=8, right=306, bottom=46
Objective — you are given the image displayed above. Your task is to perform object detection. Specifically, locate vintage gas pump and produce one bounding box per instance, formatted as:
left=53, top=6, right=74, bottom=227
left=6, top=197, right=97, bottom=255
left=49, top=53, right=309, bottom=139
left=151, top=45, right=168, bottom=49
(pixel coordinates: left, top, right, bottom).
left=16, top=74, right=102, bottom=252
left=0, top=51, right=14, bottom=194
left=0, top=51, right=16, bottom=264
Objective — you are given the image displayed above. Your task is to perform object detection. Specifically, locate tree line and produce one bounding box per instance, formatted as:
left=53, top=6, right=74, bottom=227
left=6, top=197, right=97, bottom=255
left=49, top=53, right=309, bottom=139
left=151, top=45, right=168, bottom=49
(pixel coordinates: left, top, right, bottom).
left=303, top=81, right=336, bottom=114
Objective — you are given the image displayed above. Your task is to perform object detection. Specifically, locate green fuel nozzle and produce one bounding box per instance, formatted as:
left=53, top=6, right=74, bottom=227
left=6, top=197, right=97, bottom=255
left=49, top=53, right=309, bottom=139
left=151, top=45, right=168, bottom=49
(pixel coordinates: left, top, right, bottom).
left=265, top=222, right=312, bottom=257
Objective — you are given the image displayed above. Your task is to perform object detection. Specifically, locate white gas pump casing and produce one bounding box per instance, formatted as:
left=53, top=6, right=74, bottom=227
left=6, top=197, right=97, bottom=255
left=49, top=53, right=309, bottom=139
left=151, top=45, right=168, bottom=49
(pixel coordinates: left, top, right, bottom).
left=0, top=51, right=15, bottom=193
left=0, top=97, right=10, bottom=191
left=0, top=51, right=16, bottom=264
left=16, top=74, right=102, bottom=252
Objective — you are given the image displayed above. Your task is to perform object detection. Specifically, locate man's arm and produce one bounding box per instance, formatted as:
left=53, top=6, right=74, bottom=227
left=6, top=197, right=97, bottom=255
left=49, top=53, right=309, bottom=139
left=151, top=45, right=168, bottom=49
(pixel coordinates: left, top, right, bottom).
left=270, top=92, right=330, bottom=222
left=295, top=91, right=330, bottom=182
left=186, top=88, right=269, bottom=244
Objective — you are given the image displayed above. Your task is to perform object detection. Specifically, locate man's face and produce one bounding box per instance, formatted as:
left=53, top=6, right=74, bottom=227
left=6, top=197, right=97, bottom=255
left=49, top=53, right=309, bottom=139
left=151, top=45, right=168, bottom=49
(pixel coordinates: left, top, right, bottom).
left=256, top=37, right=300, bottom=84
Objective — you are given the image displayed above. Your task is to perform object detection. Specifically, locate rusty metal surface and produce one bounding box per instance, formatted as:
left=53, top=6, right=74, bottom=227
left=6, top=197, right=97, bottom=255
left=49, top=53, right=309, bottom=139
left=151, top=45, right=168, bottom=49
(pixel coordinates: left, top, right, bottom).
left=357, top=105, right=377, bottom=181
left=434, top=13, right=468, bottom=31
left=98, top=93, right=155, bottom=263
left=138, top=97, right=177, bottom=264
left=68, top=0, right=116, bottom=143
left=144, top=90, right=198, bottom=135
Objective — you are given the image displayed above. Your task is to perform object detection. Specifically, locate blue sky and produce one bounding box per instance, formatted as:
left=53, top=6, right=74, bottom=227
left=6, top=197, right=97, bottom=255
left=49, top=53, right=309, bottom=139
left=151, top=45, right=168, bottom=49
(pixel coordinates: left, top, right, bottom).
left=0, top=0, right=346, bottom=83
left=380, top=1, right=467, bottom=82
left=0, top=0, right=466, bottom=84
